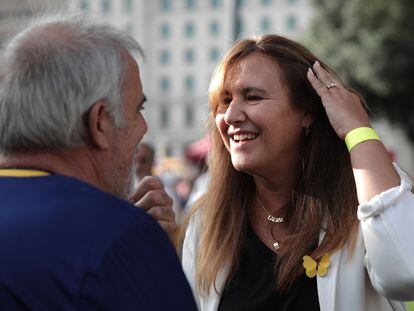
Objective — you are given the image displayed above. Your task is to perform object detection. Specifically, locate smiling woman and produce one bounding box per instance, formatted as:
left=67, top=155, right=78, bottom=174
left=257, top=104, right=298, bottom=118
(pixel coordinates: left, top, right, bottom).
left=179, top=34, right=414, bottom=311
left=214, top=53, right=307, bottom=181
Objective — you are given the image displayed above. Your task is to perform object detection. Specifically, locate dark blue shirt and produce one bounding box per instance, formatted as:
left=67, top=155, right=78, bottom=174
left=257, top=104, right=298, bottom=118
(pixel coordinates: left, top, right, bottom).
left=0, top=173, right=196, bottom=310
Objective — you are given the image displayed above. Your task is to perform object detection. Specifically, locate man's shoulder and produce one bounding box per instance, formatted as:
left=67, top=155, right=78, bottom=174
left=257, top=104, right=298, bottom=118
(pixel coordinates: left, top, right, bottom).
left=0, top=173, right=156, bottom=247
left=45, top=173, right=127, bottom=204
left=0, top=174, right=197, bottom=310
left=18, top=173, right=137, bottom=216
left=52, top=173, right=156, bottom=233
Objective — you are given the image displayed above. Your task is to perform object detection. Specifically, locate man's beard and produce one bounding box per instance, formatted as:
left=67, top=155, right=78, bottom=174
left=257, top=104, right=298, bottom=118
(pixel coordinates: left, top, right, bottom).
left=104, top=153, right=136, bottom=201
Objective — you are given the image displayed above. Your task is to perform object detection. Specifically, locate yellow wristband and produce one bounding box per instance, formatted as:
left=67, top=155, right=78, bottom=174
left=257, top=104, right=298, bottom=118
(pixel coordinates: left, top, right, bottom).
left=344, top=127, right=381, bottom=152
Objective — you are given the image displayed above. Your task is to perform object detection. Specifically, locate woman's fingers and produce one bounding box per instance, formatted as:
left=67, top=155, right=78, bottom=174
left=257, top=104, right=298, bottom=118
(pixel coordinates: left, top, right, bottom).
left=156, top=220, right=177, bottom=237
left=307, top=67, right=328, bottom=98
left=129, top=176, right=164, bottom=203
left=312, top=61, right=337, bottom=88
left=146, top=205, right=175, bottom=222
left=134, top=189, right=173, bottom=211
left=130, top=175, right=177, bottom=239
left=307, top=61, right=370, bottom=139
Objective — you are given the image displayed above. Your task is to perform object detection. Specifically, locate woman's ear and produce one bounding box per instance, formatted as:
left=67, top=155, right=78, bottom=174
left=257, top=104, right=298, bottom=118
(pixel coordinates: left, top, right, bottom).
left=87, top=101, right=113, bottom=150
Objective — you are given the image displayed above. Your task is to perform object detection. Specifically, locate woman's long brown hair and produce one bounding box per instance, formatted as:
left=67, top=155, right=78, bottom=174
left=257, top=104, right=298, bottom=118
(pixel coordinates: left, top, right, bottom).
left=180, top=34, right=359, bottom=296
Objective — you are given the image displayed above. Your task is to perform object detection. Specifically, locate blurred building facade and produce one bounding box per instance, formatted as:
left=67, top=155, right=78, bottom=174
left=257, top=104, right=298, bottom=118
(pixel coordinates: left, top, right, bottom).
left=1, top=0, right=412, bottom=174
left=70, top=0, right=313, bottom=157
left=0, top=0, right=65, bottom=44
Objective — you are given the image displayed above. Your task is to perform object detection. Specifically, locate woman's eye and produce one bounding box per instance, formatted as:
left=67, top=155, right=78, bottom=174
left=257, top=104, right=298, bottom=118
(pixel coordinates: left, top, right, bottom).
left=247, top=95, right=262, bottom=101
left=223, top=97, right=232, bottom=105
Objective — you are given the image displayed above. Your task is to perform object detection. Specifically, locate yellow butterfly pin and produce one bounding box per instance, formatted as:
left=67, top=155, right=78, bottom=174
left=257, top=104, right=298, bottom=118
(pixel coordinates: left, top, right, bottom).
left=302, top=253, right=330, bottom=278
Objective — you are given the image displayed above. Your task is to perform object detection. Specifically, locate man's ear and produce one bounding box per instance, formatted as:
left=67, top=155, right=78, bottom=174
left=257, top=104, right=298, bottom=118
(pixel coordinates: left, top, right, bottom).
left=87, top=101, right=113, bottom=150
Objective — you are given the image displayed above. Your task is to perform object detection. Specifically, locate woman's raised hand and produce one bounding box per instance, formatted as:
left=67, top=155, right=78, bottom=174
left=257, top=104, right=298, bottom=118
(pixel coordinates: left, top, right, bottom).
left=307, top=61, right=371, bottom=139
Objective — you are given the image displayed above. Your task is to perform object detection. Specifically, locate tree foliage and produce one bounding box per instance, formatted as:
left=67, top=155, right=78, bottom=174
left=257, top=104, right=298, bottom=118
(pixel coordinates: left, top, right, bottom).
left=303, top=0, right=414, bottom=142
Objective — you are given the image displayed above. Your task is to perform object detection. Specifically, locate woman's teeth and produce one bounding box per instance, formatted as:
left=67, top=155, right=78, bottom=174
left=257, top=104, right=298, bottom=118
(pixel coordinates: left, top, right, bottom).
left=233, top=133, right=257, bottom=142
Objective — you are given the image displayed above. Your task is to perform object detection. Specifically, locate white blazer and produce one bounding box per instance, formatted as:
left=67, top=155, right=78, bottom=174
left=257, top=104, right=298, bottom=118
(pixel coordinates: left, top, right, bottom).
left=182, top=165, right=414, bottom=311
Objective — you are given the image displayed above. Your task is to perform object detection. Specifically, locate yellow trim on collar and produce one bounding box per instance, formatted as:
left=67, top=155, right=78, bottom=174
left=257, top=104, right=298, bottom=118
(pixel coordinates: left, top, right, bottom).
left=0, top=169, right=50, bottom=177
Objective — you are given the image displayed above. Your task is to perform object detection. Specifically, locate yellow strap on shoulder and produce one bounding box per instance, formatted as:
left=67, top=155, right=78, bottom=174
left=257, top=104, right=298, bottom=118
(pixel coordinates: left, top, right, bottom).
left=0, top=169, right=50, bottom=177
left=344, top=127, right=381, bottom=152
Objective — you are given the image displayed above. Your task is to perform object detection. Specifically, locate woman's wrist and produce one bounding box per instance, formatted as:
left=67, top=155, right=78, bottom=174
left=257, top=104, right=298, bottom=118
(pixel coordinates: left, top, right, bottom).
left=344, top=127, right=381, bottom=152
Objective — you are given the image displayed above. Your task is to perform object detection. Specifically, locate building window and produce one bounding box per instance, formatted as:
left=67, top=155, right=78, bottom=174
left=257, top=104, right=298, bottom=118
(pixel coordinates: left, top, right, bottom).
left=161, top=0, right=172, bottom=11
left=210, top=47, right=220, bottom=62
left=260, top=17, right=271, bottom=32
left=185, top=105, right=194, bottom=127
left=286, top=15, right=297, bottom=30
left=184, top=48, right=195, bottom=64
left=160, top=50, right=171, bottom=64
left=210, top=0, right=221, bottom=8
left=184, top=75, right=195, bottom=92
left=209, top=20, right=220, bottom=36
left=160, top=23, right=171, bottom=39
left=237, top=0, right=246, bottom=8
left=160, top=77, right=170, bottom=92
left=261, top=0, right=272, bottom=5
left=79, top=0, right=89, bottom=11
left=124, top=0, right=133, bottom=12
left=101, top=0, right=111, bottom=13
left=160, top=105, right=170, bottom=128
left=186, top=0, right=197, bottom=10
left=235, top=17, right=245, bottom=35
left=184, top=22, right=195, bottom=38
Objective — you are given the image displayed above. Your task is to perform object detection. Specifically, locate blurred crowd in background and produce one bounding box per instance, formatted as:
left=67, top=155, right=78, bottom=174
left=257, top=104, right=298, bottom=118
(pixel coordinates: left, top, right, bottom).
left=134, top=136, right=210, bottom=224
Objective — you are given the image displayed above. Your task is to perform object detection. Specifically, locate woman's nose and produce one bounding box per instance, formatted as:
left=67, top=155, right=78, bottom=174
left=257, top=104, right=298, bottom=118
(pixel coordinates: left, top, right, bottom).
left=224, top=100, right=246, bottom=125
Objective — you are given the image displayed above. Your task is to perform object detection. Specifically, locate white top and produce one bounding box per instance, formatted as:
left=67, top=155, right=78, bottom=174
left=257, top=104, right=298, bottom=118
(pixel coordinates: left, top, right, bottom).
left=182, top=164, right=414, bottom=311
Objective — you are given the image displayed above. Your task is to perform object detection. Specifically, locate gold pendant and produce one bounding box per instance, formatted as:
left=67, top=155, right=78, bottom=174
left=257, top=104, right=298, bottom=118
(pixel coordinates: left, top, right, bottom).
left=267, top=215, right=283, bottom=223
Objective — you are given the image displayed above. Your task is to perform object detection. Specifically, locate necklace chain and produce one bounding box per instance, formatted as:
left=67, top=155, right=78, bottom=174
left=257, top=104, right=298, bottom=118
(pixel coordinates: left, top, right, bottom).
left=256, top=197, right=284, bottom=223
left=256, top=198, right=281, bottom=251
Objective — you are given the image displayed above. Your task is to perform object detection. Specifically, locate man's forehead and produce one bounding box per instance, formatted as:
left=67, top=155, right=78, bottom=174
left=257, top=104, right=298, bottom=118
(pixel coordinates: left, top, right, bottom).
left=124, top=53, right=143, bottom=89
left=123, top=52, right=140, bottom=72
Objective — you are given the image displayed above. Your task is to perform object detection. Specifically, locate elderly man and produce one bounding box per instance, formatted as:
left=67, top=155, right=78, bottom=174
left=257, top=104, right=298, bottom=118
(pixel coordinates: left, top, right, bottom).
left=0, top=14, right=196, bottom=310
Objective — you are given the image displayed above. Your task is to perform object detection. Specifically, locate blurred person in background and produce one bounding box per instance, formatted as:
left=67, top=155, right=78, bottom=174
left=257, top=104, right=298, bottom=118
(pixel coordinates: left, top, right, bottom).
left=184, top=135, right=211, bottom=212
left=159, top=170, right=185, bottom=225
left=134, top=142, right=155, bottom=181
left=134, top=142, right=184, bottom=224
left=180, top=35, right=414, bottom=311
left=0, top=13, right=196, bottom=310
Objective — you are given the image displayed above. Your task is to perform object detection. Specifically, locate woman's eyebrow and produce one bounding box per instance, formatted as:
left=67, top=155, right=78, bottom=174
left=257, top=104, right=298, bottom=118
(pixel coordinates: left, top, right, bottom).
left=222, top=87, right=267, bottom=96
left=242, top=87, right=267, bottom=95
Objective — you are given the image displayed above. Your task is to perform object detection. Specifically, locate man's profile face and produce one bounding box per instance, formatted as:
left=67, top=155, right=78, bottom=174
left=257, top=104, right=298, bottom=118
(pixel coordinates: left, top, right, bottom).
left=107, top=54, right=148, bottom=199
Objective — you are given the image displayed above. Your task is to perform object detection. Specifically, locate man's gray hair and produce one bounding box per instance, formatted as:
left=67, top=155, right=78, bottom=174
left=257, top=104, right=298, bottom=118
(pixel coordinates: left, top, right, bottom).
left=0, top=13, right=143, bottom=155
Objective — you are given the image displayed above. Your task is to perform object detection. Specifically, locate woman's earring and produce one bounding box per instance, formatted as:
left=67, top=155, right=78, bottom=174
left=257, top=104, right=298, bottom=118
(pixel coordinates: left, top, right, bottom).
left=305, top=125, right=311, bottom=137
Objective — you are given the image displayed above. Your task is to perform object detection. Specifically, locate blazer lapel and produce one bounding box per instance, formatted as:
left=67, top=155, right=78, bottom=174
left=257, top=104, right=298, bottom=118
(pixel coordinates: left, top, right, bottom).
left=317, top=249, right=341, bottom=311
left=202, top=263, right=230, bottom=311
left=316, top=227, right=341, bottom=311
